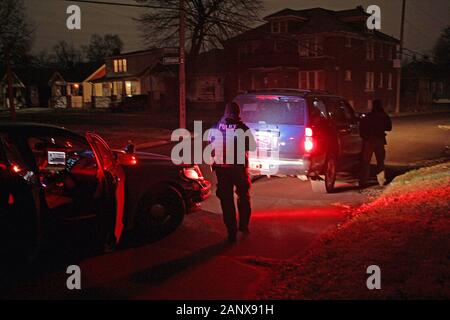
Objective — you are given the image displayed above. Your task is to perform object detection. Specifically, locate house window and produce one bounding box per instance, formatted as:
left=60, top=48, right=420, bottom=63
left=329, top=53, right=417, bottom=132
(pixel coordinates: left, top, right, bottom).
left=272, top=20, right=287, bottom=33
left=299, top=71, right=325, bottom=90
left=366, top=72, right=375, bottom=91
left=387, top=45, right=393, bottom=61
left=366, top=42, right=375, bottom=60
left=388, top=73, right=393, bottom=90
left=274, top=41, right=282, bottom=53
left=379, top=73, right=383, bottom=88
left=271, top=21, right=279, bottom=33
left=299, top=40, right=310, bottom=57
left=367, top=99, right=373, bottom=111
left=299, top=37, right=323, bottom=57
left=345, top=37, right=352, bottom=48
left=345, top=70, right=352, bottom=81
left=113, top=59, right=127, bottom=73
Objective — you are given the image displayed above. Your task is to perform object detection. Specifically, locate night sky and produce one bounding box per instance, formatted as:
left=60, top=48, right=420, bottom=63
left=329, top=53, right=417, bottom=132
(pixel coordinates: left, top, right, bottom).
left=25, top=0, right=450, bottom=56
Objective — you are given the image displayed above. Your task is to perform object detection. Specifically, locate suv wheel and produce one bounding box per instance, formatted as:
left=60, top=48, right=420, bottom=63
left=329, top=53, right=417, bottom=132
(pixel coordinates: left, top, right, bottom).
left=324, top=156, right=337, bottom=192
left=310, top=156, right=337, bottom=194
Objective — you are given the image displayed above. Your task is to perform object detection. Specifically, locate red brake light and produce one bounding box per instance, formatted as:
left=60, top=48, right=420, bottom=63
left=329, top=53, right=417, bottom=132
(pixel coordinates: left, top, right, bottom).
left=304, top=127, right=314, bottom=152
left=304, top=138, right=314, bottom=153
left=12, top=164, right=22, bottom=173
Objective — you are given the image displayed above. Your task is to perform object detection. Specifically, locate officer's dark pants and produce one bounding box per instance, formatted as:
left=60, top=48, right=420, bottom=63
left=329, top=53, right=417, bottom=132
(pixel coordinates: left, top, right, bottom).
left=214, top=166, right=252, bottom=236
left=360, top=138, right=386, bottom=186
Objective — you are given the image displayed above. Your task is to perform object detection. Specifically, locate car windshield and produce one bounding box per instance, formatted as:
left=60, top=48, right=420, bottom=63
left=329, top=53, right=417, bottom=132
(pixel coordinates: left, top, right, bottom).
left=236, top=95, right=306, bottom=125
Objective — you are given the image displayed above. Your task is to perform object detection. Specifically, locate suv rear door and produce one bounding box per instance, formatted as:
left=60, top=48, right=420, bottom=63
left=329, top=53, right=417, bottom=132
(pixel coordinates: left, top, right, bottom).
left=325, top=97, right=361, bottom=170
left=237, top=94, right=307, bottom=160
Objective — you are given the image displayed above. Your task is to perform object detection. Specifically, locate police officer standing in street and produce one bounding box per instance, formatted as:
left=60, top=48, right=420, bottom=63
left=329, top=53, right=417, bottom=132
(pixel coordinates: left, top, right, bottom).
left=359, top=99, right=392, bottom=187
left=210, top=102, right=256, bottom=243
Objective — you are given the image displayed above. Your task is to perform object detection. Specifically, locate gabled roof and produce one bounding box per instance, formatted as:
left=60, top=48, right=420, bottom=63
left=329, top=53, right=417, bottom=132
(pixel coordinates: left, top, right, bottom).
left=229, top=6, right=398, bottom=43
left=58, top=62, right=104, bottom=83
left=0, top=72, right=25, bottom=88
left=15, top=67, right=57, bottom=87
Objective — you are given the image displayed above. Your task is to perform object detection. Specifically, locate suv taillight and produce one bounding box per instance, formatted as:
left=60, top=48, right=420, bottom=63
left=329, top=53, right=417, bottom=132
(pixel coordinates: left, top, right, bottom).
left=304, top=127, right=314, bottom=153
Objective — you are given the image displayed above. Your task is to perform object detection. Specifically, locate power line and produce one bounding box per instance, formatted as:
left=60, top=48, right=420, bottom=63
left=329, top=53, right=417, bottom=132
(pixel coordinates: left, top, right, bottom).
left=62, top=0, right=176, bottom=10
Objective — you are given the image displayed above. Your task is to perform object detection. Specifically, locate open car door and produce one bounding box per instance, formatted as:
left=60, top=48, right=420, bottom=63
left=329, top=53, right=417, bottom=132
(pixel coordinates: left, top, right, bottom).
left=86, top=133, right=125, bottom=244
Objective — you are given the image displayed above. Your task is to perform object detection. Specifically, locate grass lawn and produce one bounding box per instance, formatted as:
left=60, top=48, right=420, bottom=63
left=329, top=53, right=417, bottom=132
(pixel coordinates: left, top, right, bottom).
left=258, top=162, right=450, bottom=299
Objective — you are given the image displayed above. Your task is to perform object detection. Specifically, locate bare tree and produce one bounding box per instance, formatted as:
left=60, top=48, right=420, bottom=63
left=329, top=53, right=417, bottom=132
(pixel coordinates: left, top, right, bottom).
left=83, top=34, right=124, bottom=64
left=433, top=26, right=450, bottom=71
left=0, top=0, right=34, bottom=119
left=135, top=0, right=263, bottom=59
left=51, top=41, right=83, bottom=70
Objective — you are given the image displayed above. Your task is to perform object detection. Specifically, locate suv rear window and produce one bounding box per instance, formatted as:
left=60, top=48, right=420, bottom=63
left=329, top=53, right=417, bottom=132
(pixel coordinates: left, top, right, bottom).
left=236, top=95, right=306, bottom=125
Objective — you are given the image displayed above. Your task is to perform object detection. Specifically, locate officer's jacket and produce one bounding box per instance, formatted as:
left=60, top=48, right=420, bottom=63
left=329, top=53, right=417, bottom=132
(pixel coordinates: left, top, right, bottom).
left=209, top=117, right=256, bottom=168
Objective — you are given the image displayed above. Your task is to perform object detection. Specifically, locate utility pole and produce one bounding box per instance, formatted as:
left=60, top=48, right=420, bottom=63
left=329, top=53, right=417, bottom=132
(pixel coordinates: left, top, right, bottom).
left=395, top=0, right=406, bottom=114
left=5, top=47, right=16, bottom=121
left=179, top=0, right=186, bottom=129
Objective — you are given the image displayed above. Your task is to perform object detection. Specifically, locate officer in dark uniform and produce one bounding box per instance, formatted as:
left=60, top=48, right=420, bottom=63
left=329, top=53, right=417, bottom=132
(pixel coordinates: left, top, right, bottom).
left=359, top=99, right=392, bottom=187
left=210, top=102, right=256, bottom=243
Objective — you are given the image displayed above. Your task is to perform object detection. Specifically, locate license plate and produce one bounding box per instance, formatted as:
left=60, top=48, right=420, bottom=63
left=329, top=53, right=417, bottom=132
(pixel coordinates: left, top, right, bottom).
left=250, top=160, right=269, bottom=170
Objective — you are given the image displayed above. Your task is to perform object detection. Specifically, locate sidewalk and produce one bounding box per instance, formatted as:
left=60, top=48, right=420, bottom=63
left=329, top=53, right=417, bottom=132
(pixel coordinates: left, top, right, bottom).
left=388, top=106, right=450, bottom=118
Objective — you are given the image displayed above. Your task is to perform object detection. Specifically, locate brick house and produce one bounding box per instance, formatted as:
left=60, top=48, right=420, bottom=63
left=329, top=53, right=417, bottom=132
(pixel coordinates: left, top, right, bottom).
left=224, top=6, right=400, bottom=112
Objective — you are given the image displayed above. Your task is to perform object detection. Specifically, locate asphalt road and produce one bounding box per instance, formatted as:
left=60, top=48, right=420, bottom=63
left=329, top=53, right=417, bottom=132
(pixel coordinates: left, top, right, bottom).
left=2, top=112, right=449, bottom=299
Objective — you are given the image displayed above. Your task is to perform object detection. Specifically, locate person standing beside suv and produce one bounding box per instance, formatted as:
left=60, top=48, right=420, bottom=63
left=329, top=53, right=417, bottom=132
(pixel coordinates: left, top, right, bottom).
left=359, top=99, right=392, bottom=187
left=209, top=102, right=256, bottom=243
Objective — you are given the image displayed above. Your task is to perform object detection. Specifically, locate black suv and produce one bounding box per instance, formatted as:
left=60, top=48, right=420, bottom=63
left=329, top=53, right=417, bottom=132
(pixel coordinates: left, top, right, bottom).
left=234, top=89, right=363, bottom=193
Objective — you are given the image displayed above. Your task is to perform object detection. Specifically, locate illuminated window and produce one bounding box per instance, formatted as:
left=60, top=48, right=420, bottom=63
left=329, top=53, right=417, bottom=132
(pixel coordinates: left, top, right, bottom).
left=113, top=59, right=128, bottom=73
